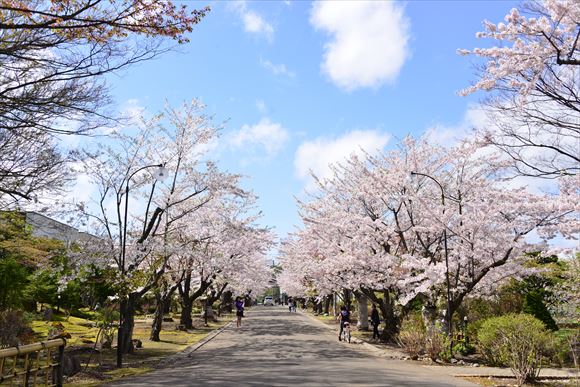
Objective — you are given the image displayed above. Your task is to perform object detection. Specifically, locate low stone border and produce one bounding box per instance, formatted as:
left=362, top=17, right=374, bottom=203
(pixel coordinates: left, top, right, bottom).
left=156, top=320, right=234, bottom=367
left=455, top=375, right=577, bottom=380
left=185, top=321, right=233, bottom=357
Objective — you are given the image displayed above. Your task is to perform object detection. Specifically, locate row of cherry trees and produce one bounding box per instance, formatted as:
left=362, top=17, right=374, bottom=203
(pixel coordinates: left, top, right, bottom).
left=279, top=138, right=578, bottom=341
left=71, top=100, right=273, bottom=362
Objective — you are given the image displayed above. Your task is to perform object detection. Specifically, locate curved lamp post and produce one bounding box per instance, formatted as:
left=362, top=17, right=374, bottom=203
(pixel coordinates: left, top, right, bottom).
left=410, top=171, right=453, bottom=344
left=117, top=163, right=167, bottom=368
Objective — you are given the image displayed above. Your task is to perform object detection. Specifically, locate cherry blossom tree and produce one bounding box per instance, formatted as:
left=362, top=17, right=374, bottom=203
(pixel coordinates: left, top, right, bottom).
left=459, top=0, right=579, bottom=177
left=0, top=1, right=209, bottom=210
left=75, top=100, right=234, bottom=365
left=1, top=0, right=209, bottom=135
left=280, top=137, right=578, bottom=342
left=172, top=194, right=274, bottom=330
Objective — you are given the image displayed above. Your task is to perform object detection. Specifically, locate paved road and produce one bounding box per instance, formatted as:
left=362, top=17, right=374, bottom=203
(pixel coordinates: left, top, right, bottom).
left=110, top=306, right=476, bottom=386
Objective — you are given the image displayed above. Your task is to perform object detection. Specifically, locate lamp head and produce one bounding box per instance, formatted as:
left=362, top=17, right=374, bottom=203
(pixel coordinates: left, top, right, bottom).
left=154, top=164, right=168, bottom=181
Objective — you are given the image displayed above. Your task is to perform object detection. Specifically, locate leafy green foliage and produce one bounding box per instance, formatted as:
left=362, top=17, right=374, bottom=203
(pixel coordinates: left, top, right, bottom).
left=0, top=258, right=28, bottom=309
left=523, top=291, right=558, bottom=331
left=477, top=314, right=552, bottom=385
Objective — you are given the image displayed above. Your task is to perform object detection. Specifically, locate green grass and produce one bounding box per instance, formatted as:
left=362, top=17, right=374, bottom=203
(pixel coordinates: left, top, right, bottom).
left=30, top=313, right=233, bottom=386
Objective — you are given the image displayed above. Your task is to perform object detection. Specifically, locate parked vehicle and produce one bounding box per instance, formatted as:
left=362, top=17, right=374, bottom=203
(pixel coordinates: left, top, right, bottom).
left=263, top=296, right=274, bottom=306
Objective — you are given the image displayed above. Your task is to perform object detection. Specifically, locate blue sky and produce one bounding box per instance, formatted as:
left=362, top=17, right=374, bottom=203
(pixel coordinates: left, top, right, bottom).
left=100, top=0, right=520, bottom=241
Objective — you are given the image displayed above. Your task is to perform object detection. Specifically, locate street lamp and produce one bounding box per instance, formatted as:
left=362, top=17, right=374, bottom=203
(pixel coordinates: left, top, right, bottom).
left=410, top=171, right=453, bottom=344
left=117, top=163, right=166, bottom=368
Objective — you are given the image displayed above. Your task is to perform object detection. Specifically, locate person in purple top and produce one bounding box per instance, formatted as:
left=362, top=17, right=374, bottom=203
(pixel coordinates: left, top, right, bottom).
left=235, top=297, right=245, bottom=327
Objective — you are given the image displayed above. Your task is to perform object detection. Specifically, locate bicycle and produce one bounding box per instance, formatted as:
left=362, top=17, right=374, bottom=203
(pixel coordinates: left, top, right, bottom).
left=340, top=322, right=351, bottom=343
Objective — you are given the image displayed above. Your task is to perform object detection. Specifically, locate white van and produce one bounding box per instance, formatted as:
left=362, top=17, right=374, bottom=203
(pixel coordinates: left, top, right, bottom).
left=263, top=296, right=274, bottom=306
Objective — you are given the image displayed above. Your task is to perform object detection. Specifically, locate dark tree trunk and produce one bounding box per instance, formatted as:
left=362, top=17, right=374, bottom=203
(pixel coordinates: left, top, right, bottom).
left=178, top=273, right=211, bottom=329
left=222, top=291, right=233, bottom=313
left=323, top=296, right=331, bottom=315
left=361, top=288, right=400, bottom=343
left=379, top=290, right=399, bottom=342
left=342, top=289, right=352, bottom=310
left=163, top=297, right=171, bottom=314
left=180, top=297, right=194, bottom=329
left=150, top=291, right=164, bottom=342
left=205, top=283, right=227, bottom=323
left=150, top=282, right=180, bottom=342
left=120, top=293, right=138, bottom=354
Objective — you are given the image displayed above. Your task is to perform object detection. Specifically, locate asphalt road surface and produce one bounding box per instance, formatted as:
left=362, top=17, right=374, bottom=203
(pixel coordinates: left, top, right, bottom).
left=110, top=306, right=476, bottom=386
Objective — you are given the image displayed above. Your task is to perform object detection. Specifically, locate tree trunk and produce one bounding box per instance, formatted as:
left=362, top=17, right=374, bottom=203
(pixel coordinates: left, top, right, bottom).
left=323, top=296, right=331, bottom=315
left=180, top=296, right=194, bottom=329
left=178, top=275, right=211, bottom=329
left=421, top=301, right=438, bottom=336
left=163, top=297, right=171, bottom=314
left=356, top=292, right=369, bottom=331
left=120, top=293, right=138, bottom=354
left=342, top=289, right=352, bottom=310
left=150, top=291, right=164, bottom=342
left=222, top=291, right=233, bottom=313
left=380, top=290, right=399, bottom=342
left=150, top=282, right=180, bottom=342
left=361, top=288, right=399, bottom=342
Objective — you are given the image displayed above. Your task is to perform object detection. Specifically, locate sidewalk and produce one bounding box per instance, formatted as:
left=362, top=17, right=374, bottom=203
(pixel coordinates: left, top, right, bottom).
left=301, top=310, right=579, bottom=381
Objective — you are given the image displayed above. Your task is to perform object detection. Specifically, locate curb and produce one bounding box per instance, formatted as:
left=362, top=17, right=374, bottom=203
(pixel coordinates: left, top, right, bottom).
left=454, top=375, right=578, bottom=380
left=157, top=320, right=234, bottom=366
left=185, top=320, right=234, bottom=357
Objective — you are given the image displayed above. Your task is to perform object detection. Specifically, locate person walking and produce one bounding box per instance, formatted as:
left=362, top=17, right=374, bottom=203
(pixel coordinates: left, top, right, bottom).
left=370, top=304, right=381, bottom=340
left=235, top=296, right=245, bottom=327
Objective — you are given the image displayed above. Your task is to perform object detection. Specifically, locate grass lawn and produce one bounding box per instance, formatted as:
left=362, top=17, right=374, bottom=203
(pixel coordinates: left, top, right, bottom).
left=30, top=312, right=233, bottom=386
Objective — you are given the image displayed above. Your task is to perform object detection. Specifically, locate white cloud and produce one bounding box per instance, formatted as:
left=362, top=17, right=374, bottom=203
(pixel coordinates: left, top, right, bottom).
left=310, top=1, right=410, bottom=90
left=230, top=1, right=274, bottom=42
left=423, top=106, right=487, bottom=147
left=229, top=118, right=289, bottom=157
left=260, top=58, right=296, bottom=78
left=294, top=130, right=390, bottom=188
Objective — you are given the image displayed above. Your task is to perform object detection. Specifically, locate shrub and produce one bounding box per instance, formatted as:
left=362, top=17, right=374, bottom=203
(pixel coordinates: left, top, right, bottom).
left=425, top=326, right=451, bottom=362
left=0, top=309, right=35, bottom=348
left=397, top=315, right=426, bottom=360
left=477, top=313, right=552, bottom=386
left=453, top=339, right=475, bottom=356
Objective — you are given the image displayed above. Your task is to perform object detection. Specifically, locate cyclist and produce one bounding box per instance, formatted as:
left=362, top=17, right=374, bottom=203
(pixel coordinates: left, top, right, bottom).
left=337, top=305, right=350, bottom=341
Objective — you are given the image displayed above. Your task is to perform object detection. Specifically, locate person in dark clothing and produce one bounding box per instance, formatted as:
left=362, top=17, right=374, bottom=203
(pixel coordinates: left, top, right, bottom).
left=337, top=305, right=350, bottom=341
left=235, top=297, right=244, bottom=327
left=370, top=303, right=381, bottom=340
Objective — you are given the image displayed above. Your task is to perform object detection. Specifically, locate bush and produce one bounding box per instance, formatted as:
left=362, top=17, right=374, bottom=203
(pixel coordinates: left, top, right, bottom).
left=478, top=314, right=552, bottom=386
left=397, top=315, right=425, bottom=360
left=0, top=309, right=35, bottom=348
left=425, top=326, right=451, bottom=362
left=453, top=339, right=475, bottom=356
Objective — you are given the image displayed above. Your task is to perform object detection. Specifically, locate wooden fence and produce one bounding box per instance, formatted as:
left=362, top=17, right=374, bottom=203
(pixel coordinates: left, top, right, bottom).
left=0, top=339, right=65, bottom=387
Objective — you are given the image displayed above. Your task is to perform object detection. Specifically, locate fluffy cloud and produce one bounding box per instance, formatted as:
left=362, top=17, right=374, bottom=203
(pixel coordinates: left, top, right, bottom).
left=230, top=1, right=274, bottom=42
left=310, top=1, right=410, bottom=90
left=229, top=118, right=289, bottom=157
left=294, top=130, right=390, bottom=187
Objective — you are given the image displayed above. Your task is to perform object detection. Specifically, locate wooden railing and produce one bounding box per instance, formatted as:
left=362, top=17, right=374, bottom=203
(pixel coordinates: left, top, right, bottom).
left=0, top=339, right=65, bottom=387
